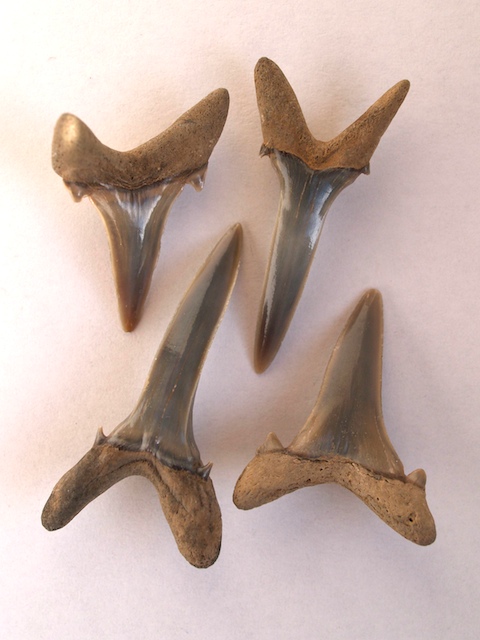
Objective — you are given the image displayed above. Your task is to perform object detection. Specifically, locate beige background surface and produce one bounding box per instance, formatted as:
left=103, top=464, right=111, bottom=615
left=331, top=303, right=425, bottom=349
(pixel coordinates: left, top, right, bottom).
left=1, top=1, right=479, bottom=638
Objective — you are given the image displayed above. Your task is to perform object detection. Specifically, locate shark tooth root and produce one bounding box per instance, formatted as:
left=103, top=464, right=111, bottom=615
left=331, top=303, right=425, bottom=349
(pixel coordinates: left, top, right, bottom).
left=407, top=468, right=427, bottom=489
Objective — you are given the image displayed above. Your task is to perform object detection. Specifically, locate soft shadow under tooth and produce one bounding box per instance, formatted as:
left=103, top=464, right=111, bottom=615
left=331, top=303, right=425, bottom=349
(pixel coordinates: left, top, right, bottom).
left=254, top=150, right=360, bottom=372
left=87, top=178, right=187, bottom=331
left=42, top=224, right=242, bottom=568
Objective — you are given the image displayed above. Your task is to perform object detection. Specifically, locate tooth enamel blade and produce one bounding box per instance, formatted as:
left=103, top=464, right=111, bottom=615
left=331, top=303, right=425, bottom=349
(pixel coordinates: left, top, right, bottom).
left=109, top=224, right=242, bottom=473
left=254, top=150, right=360, bottom=372
left=289, top=289, right=404, bottom=477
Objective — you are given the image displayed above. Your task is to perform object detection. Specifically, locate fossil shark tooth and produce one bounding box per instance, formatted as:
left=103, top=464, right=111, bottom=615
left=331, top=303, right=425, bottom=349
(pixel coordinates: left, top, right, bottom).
left=254, top=57, right=410, bottom=372
left=235, top=289, right=436, bottom=546
left=42, top=224, right=242, bottom=568
left=52, top=88, right=230, bottom=331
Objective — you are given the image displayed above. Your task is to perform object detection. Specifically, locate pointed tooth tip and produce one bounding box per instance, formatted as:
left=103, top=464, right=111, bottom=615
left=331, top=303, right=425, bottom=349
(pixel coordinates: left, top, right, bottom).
left=230, top=222, right=243, bottom=240
left=358, top=288, right=383, bottom=313
left=253, top=340, right=276, bottom=374
left=224, top=223, right=243, bottom=256
left=363, top=287, right=382, bottom=302
left=119, top=308, right=141, bottom=332
left=259, top=144, right=274, bottom=159
left=253, top=310, right=283, bottom=373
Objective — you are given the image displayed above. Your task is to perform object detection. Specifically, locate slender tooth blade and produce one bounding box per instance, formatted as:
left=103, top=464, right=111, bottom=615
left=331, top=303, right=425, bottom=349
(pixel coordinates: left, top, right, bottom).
left=289, top=289, right=404, bottom=477
left=83, top=167, right=207, bottom=332
left=87, top=179, right=185, bottom=331
left=255, top=150, right=360, bottom=372
left=109, top=224, right=242, bottom=473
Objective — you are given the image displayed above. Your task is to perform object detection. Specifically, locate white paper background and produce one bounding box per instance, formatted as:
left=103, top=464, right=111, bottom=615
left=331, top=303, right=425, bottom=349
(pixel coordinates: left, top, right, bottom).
left=1, top=1, right=479, bottom=638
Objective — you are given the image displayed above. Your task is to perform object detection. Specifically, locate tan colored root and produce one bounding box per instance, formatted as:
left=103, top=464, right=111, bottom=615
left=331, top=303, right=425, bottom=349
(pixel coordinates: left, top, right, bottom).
left=255, top=57, right=409, bottom=171
left=234, top=450, right=435, bottom=546
left=42, top=443, right=221, bottom=568
left=52, top=89, right=229, bottom=189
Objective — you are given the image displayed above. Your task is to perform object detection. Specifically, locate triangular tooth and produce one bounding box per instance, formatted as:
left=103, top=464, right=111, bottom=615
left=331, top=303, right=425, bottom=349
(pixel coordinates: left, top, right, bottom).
left=257, top=432, right=284, bottom=454
left=407, top=468, right=427, bottom=489
left=289, top=289, right=405, bottom=478
left=237, top=289, right=435, bottom=544
left=88, top=179, right=185, bottom=332
left=52, top=89, right=230, bottom=330
left=94, top=427, right=107, bottom=445
left=198, top=462, right=213, bottom=480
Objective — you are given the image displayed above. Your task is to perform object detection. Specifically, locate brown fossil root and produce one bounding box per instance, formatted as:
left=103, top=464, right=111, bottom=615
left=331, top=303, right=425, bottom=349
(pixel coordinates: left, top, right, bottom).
left=42, top=437, right=221, bottom=569
left=235, top=290, right=436, bottom=545
left=52, top=88, right=230, bottom=189
left=254, top=57, right=410, bottom=172
left=253, top=58, right=410, bottom=372
left=42, top=225, right=242, bottom=568
left=51, top=89, right=230, bottom=332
